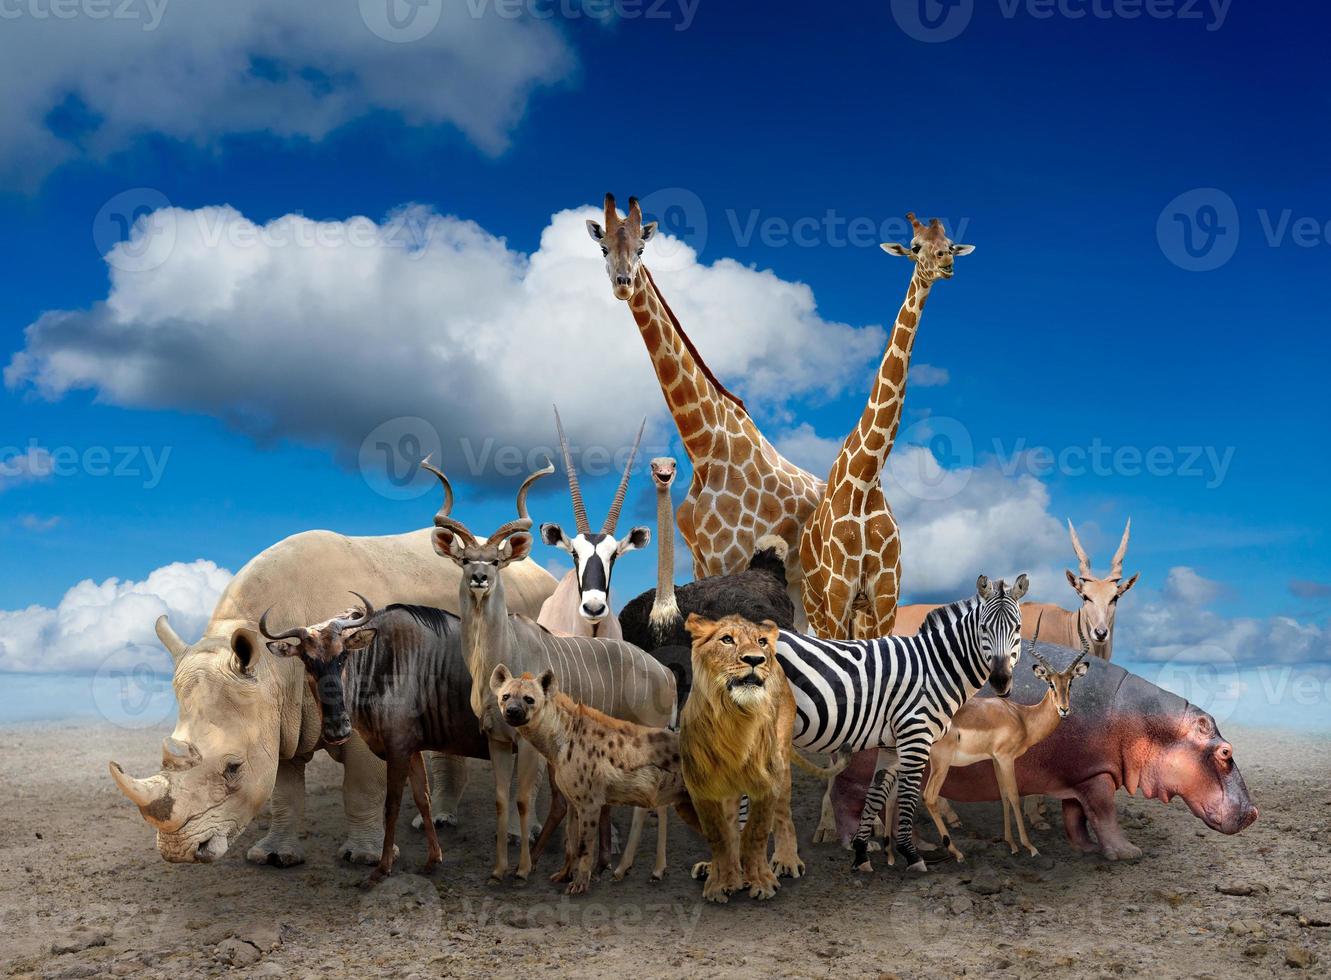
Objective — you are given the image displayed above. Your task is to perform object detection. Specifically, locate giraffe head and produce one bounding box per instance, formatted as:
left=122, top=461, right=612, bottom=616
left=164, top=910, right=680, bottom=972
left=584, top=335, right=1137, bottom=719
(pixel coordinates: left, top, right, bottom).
left=880, top=213, right=974, bottom=282
left=1065, top=519, right=1140, bottom=650
left=587, top=193, right=658, bottom=300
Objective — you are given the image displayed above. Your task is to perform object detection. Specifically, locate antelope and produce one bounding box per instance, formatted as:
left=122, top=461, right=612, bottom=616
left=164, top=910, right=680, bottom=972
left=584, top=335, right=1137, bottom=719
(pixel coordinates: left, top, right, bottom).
left=537, top=408, right=650, bottom=638
left=921, top=615, right=1089, bottom=862
left=424, top=459, right=677, bottom=882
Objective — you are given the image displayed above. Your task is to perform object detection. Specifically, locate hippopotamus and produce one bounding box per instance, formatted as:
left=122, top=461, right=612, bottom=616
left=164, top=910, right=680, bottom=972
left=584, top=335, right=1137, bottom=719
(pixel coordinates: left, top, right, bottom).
left=828, top=647, right=1258, bottom=860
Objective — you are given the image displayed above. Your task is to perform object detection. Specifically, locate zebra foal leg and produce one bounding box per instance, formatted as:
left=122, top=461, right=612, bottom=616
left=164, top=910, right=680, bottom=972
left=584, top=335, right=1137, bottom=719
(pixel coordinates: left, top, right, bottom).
left=891, top=761, right=930, bottom=872
left=851, top=753, right=900, bottom=872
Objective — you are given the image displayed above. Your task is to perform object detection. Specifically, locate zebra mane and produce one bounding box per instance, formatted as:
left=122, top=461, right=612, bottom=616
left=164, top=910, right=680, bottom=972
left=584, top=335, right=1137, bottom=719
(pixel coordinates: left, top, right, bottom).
left=917, top=595, right=980, bottom=637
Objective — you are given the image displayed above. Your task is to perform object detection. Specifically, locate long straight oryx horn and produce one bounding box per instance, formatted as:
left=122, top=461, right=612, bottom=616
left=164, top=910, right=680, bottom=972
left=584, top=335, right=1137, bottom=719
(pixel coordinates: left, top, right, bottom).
left=488, top=458, right=556, bottom=542
left=258, top=608, right=309, bottom=642
left=1110, top=517, right=1132, bottom=579
left=602, top=417, right=646, bottom=534
left=1067, top=519, right=1092, bottom=578
left=554, top=406, right=590, bottom=535
left=420, top=461, right=479, bottom=546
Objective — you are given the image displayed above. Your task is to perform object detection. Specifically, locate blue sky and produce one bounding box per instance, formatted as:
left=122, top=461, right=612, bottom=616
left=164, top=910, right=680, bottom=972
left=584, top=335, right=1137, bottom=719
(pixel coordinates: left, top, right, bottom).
left=1, top=0, right=1328, bottom=686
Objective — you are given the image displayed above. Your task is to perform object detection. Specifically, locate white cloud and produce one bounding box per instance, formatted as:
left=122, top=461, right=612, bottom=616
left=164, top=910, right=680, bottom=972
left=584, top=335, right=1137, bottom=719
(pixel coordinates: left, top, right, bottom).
left=0, top=1, right=574, bottom=185
left=6, top=203, right=886, bottom=478
left=1121, top=566, right=1330, bottom=666
left=0, top=560, right=232, bottom=673
left=911, top=364, right=950, bottom=387
left=17, top=514, right=61, bottom=532
left=0, top=447, right=54, bottom=491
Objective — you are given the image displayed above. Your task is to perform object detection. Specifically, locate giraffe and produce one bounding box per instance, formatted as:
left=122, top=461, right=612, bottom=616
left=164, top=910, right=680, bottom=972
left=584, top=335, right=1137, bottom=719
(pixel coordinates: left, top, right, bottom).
left=799, top=213, right=975, bottom=641
left=587, top=193, right=825, bottom=614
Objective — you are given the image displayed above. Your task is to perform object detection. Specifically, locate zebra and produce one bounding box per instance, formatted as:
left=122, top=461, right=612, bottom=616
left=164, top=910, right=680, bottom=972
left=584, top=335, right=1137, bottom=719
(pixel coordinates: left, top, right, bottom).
left=776, top=573, right=1028, bottom=872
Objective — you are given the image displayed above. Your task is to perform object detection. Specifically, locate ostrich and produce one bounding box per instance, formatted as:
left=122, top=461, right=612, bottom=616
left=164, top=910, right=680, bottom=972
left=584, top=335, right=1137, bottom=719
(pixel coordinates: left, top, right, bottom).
left=618, top=457, right=796, bottom=704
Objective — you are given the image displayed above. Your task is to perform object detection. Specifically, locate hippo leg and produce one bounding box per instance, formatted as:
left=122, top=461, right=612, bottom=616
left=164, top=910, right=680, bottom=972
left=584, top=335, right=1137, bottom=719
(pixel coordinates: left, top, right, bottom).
left=246, top=757, right=307, bottom=867
left=1077, top=774, right=1143, bottom=861
left=1061, top=799, right=1099, bottom=854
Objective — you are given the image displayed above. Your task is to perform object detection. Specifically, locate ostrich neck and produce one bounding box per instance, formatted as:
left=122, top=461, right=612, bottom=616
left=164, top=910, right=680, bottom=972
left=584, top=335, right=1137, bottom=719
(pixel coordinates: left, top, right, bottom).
left=655, top=484, right=675, bottom=601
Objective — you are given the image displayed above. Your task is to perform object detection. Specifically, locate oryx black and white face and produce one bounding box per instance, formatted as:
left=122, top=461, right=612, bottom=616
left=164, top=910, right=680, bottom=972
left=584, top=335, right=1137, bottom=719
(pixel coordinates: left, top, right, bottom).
left=541, top=524, right=650, bottom=623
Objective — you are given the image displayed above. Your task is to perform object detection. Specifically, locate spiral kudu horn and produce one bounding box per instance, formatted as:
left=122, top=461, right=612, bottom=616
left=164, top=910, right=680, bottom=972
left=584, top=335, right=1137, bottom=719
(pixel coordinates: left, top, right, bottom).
left=421, top=458, right=479, bottom=547
left=602, top=418, right=646, bottom=535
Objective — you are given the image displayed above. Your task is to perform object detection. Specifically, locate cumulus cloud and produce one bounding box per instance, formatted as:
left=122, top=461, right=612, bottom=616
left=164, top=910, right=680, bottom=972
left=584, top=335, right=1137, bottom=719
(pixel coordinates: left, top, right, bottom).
left=911, top=364, right=950, bottom=387
left=6, top=203, right=886, bottom=479
left=0, top=0, right=574, bottom=185
left=1290, top=579, right=1331, bottom=600
left=1121, top=567, right=1330, bottom=666
left=0, top=560, right=232, bottom=673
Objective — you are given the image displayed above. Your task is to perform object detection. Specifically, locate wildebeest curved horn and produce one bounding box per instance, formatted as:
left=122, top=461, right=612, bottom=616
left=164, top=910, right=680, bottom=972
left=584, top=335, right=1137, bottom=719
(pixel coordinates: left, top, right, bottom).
left=346, top=592, right=375, bottom=623
left=489, top=457, right=556, bottom=542
left=1110, top=517, right=1132, bottom=579
left=108, top=761, right=170, bottom=811
left=602, top=418, right=645, bottom=535
left=155, top=615, right=188, bottom=662
left=420, top=456, right=454, bottom=524
left=554, top=406, right=590, bottom=535
left=258, top=607, right=308, bottom=643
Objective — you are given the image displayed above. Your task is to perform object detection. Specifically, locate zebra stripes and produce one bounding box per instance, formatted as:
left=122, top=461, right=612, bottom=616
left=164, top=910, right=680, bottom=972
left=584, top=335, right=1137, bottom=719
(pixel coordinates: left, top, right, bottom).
left=775, top=575, right=1026, bottom=869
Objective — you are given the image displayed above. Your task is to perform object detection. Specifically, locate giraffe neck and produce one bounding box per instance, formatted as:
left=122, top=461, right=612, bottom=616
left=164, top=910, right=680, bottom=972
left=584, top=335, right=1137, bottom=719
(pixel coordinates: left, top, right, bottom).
left=630, top=266, right=749, bottom=463
left=836, top=270, right=934, bottom=487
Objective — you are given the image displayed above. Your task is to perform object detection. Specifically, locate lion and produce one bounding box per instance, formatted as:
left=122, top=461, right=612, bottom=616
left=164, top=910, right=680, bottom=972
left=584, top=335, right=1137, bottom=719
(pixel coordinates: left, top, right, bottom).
left=679, top=613, right=799, bottom=903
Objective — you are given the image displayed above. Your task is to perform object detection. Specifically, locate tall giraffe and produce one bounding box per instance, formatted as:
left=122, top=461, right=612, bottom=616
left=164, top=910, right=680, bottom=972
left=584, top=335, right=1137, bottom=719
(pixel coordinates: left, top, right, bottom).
left=800, top=214, right=975, bottom=640
left=587, top=194, right=825, bottom=607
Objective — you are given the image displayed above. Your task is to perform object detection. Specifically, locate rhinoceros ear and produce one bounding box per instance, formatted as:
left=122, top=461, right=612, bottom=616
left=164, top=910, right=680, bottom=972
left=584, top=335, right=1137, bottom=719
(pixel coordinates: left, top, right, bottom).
left=230, top=628, right=262, bottom=678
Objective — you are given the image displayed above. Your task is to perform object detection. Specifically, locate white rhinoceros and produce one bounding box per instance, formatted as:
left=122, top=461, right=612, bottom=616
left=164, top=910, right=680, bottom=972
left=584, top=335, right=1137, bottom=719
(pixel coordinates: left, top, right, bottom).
left=108, top=526, right=555, bottom=865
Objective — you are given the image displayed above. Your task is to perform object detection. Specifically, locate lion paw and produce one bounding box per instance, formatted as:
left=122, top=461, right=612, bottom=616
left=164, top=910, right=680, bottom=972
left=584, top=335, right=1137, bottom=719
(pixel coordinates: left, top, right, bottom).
left=690, top=860, right=711, bottom=881
left=771, top=854, right=805, bottom=879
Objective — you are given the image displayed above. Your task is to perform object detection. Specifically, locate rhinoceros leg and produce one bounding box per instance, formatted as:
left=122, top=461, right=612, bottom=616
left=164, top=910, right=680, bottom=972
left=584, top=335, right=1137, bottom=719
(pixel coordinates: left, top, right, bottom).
left=1077, top=773, right=1143, bottom=861
left=246, top=757, right=307, bottom=867
left=339, top=735, right=397, bottom=865
left=413, top=753, right=468, bottom=830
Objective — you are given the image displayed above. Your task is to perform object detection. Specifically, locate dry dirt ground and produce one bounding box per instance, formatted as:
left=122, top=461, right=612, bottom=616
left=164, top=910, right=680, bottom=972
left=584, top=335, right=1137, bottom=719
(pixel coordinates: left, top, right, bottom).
left=2, top=721, right=1328, bottom=979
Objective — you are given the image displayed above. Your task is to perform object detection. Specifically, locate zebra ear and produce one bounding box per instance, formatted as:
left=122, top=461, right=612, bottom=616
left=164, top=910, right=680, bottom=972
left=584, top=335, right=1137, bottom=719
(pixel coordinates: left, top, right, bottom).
left=1010, top=574, right=1030, bottom=601
left=976, top=574, right=992, bottom=599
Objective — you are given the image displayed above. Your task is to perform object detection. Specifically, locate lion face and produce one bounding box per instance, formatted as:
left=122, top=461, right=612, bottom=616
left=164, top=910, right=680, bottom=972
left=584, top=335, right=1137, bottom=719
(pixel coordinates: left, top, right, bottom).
left=685, top=614, right=780, bottom=709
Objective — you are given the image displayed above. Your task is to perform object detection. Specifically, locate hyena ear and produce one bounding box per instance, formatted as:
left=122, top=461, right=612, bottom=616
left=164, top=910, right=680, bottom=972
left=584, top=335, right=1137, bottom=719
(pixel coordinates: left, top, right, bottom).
left=538, top=669, right=557, bottom=697
left=489, top=663, right=512, bottom=694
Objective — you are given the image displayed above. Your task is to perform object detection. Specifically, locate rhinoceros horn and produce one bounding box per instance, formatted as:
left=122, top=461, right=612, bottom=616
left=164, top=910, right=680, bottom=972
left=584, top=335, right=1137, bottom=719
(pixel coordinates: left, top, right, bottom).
left=155, top=615, right=188, bottom=663
left=108, top=761, right=173, bottom=823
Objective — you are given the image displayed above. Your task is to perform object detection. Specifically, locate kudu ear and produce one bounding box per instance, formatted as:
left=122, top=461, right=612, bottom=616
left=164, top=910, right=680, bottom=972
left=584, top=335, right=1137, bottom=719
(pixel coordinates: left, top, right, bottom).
left=880, top=242, right=912, bottom=257
left=586, top=219, right=605, bottom=243
left=616, top=526, right=650, bottom=555
left=432, top=527, right=466, bottom=563
left=1117, top=572, right=1140, bottom=597
left=499, top=532, right=533, bottom=566
left=489, top=663, right=512, bottom=694
left=640, top=220, right=658, bottom=242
